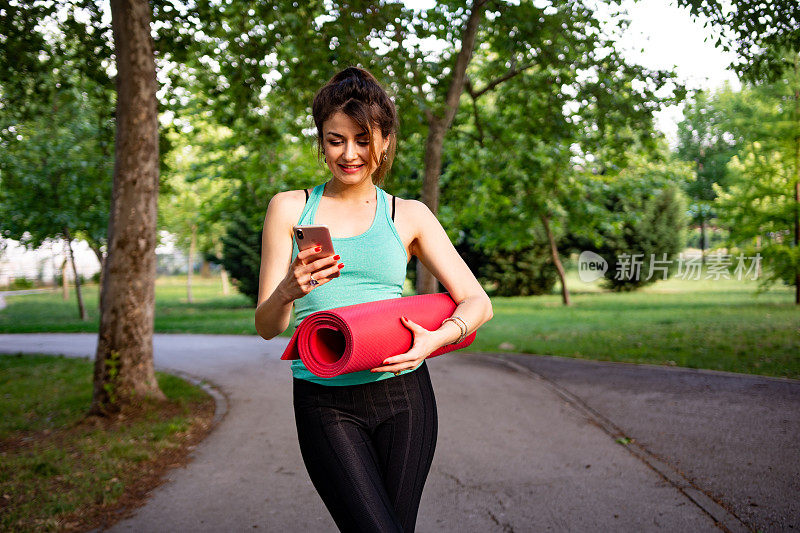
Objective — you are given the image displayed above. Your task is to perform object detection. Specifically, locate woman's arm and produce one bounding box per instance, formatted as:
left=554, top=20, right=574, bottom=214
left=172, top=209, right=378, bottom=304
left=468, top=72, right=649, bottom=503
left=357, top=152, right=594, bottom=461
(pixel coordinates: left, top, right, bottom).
left=371, top=200, right=493, bottom=373
left=254, top=191, right=340, bottom=340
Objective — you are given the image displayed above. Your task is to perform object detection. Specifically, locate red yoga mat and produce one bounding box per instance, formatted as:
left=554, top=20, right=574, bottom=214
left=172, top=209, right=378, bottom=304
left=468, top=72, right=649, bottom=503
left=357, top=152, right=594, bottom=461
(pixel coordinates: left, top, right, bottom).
left=281, top=293, right=476, bottom=378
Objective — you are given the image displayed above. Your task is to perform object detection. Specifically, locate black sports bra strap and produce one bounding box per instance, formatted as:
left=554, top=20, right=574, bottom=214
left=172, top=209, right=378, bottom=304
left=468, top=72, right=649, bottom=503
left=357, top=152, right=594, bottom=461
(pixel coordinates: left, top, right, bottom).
left=391, top=195, right=396, bottom=222
left=304, top=188, right=309, bottom=203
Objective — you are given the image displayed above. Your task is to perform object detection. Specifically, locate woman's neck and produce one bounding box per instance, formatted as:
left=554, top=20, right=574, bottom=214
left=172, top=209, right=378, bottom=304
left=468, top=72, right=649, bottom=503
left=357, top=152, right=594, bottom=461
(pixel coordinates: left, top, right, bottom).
left=323, top=179, right=377, bottom=204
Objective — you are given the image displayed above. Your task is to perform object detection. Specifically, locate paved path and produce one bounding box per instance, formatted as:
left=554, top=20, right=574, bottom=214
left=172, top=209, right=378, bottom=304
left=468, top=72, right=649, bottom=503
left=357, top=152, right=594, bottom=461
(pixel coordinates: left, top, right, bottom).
left=1, top=334, right=797, bottom=532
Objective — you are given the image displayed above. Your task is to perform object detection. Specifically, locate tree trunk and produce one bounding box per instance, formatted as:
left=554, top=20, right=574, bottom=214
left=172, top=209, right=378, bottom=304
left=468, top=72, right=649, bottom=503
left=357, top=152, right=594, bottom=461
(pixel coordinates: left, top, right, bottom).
left=91, top=0, right=164, bottom=415
left=187, top=224, right=196, bottom=303
left=87, top=240, right=106, bottom=280
left=63, top=228, right=87, bottom=320
left=541, top=213, right=571, bottom=306
left=417, top=120, right=447, bottom=294
left=200, top=259, right=211, bottom=278
left=221, top=266, right=230, bottom=296
left=699, top=218, right=707, bottom=267
left=416, top=0, right=487, bottom=295
left=87, top=239, right=106, bottom=308
left=793, top=53, right=799, bottom=304
left=756, top=234, right=763, bottom=278
left=61, top=257, right=69, bottom=300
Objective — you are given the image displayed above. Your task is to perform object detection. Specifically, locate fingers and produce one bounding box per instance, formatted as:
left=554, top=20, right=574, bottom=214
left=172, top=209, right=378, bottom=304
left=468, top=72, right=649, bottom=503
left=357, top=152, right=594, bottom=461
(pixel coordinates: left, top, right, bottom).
left=304, top=253, right=343, bottom=285
left=372, top=317, right=428, bottom=373
left=296, top=245, right=327, bottom=263
left=312, top=260, right=344, bottom=281
left=306, top=253, right=341, bottom=273
left=290, top=251, right=344, bottom=296
left=370, top=354, right=423, bottom=374
left=294, top=247, right=339, bottom=273
left=283, top=247, right=343, bottom=300
left=300, top=262, right=343, bottom=292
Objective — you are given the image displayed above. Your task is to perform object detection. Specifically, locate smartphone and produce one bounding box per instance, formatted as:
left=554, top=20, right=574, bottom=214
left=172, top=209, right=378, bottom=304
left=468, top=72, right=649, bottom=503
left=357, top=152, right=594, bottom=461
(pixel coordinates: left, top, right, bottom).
left=293, top=225, right=336, bottom=255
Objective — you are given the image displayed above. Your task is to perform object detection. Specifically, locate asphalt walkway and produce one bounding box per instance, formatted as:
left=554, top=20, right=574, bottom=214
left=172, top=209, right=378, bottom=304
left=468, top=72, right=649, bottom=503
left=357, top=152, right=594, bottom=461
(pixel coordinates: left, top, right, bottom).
left=1, top=333, right=797, bottom=532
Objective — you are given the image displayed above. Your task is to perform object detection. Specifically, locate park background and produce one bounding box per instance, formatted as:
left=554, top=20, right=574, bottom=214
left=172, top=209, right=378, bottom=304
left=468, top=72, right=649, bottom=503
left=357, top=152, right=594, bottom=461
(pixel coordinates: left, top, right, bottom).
left=1, top=0, right=797, bottom=377
left=0, top=1, right=798, bottom=530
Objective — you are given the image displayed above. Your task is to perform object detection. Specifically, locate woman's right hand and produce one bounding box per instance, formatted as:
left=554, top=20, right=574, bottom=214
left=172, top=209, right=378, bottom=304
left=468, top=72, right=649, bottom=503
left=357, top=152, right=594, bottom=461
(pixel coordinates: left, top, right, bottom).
left=280, top=246, right=343, bottom=302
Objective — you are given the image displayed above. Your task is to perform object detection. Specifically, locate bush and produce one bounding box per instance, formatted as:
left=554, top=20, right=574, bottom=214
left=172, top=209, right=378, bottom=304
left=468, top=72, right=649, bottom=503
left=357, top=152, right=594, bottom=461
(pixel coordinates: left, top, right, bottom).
left=220, top=212, right=262, bottom=304
left=595, top=184, right=689, bottom=291
left=456, top=236, right=557, bottom=297
left=8, top=278, right=35, bottom=290
left=53, top=273, right=89, bottom=287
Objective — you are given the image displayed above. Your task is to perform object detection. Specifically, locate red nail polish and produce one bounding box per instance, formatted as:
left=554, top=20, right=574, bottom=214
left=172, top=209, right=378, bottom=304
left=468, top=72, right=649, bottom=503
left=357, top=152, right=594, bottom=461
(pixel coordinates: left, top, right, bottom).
left=333, top=255, right=340, bottom=260
left=338, top=263, right=344, bottom=269
left=315, top=246, right=321, bottom=252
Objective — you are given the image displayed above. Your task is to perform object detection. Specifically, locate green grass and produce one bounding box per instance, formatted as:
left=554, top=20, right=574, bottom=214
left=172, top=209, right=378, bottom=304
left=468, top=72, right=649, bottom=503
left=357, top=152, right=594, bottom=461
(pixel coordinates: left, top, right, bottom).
left=0, top=353, right=214, bottom=532
left=1, top=272, right=798, bottom=379
left=0, top=275, right=255, bottom=334
left=479, top=271, right=799, bottom=379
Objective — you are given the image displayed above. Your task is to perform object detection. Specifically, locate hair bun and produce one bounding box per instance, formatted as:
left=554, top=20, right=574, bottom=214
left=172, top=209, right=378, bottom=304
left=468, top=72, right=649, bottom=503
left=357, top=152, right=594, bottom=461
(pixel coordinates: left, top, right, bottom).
left=336, top=67, right=373, bottom=101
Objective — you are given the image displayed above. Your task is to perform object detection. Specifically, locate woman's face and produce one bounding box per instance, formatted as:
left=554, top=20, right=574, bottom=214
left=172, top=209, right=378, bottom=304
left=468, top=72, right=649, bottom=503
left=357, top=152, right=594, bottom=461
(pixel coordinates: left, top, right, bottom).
left=322, top=111, right=389, bottom=185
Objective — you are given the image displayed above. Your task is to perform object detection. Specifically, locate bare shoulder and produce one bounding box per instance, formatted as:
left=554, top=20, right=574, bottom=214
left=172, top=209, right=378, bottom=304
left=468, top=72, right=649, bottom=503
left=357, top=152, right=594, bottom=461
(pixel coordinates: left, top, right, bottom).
left=395, top=197, right=434, bottom=216
left=396, top=197, right=437, bottom=229
left=393, top=198, right=445, bottom=260
left=266, top=189, right=307, bottom=224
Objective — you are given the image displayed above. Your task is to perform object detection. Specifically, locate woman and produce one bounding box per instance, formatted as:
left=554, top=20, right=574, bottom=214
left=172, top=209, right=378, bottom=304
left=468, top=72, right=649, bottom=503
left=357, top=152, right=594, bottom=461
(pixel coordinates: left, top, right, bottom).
left=255, top=67, right=493, bottom=533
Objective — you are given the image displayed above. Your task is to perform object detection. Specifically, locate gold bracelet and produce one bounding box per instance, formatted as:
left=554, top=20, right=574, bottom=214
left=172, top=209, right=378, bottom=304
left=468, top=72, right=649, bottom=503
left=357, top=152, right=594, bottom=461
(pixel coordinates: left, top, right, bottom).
left=452, top=316, right=469, bottom=343
left=442, top=316, right=468, bottom=344
left=442, top=317, right=465, bottom=339
left=441, top=317, right=465, bottom=344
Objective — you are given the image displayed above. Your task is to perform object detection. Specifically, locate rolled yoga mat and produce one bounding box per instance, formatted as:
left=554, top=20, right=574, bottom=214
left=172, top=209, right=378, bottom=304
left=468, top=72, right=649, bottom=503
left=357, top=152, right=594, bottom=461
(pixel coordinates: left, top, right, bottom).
left=281, top=292, right=477, bottom=378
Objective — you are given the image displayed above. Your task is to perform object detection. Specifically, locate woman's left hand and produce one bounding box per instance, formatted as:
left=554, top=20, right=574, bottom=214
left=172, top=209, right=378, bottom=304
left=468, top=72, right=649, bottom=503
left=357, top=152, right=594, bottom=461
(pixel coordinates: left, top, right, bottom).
left=370, top=316, right=439, bottom=374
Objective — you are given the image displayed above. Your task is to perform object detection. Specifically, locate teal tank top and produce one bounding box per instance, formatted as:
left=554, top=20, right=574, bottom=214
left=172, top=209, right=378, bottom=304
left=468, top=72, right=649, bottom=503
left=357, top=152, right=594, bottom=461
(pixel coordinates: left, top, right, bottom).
left=289, top=182, right=421, bottom=386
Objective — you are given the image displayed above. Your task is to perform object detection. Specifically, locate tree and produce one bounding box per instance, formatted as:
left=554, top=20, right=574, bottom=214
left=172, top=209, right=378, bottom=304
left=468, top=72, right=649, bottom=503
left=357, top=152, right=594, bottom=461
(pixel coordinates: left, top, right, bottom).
left=0, top=85, right=112, bottom=320
left=586, top=154, right=692, bottom=291
left=160, top=120, right=234, bottom=302
left=2, top=0, right=167, bottom=411
left=0, top=1, right=115, bottom=317
left=439, top=23, right=682, bottom=303
left=675, top=0, right=800, bottom=82
left=674, top=1, right=798, bottom=302
left=717, top=143, right=798, bottom=292
left=710, top=55, right=800, bottom=301
left=159, top=0, right=682, bottom=298
left=91, top=0, right=165, bottom=414
left=676, top=89, right=738, bottom=261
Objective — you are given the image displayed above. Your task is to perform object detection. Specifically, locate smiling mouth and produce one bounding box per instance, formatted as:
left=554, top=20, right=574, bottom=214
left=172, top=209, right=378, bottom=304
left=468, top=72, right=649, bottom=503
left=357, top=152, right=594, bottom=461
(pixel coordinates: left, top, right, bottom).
left=338, top=163, right=365, bottom=172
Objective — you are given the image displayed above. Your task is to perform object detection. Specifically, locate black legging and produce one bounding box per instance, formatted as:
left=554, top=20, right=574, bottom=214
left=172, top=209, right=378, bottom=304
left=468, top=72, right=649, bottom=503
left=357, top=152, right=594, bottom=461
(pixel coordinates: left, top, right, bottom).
left=292, top=361, right=438, bottom=533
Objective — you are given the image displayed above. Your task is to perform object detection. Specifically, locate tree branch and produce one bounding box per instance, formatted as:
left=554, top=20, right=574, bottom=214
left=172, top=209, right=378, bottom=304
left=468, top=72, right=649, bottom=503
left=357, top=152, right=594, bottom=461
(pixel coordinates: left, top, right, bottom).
left=471, top=61, right=537, bottom=99
left=440, top=0, right=488, bottom=129
left=464, top=77, right=484, bottom=146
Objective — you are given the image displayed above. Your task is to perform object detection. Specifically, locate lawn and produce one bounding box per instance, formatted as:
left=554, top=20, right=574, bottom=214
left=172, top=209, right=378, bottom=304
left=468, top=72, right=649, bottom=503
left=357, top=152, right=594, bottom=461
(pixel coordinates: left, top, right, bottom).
left=483, top=271, right=799, bottom=379
left=0, top=353, right=215, bottom=531
left=1, top=271, right=797, bottom=379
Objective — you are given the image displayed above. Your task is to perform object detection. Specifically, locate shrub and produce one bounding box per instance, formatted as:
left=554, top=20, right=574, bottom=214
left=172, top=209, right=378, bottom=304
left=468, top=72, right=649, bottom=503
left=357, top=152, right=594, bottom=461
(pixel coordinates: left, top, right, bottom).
left=456, top=236, right=557, bottom=297
left=9, top=278, right=35, bottom=290
left=595, top=184, right=689, bottom=291
left=220, top=212, right=262, bottom=304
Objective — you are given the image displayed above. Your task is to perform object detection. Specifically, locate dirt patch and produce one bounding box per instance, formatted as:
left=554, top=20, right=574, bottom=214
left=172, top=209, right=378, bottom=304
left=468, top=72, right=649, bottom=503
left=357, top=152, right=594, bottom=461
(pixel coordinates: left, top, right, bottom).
left=2, top=394, right=215, bottom=532
left=70, top=397, right=215, bottom=532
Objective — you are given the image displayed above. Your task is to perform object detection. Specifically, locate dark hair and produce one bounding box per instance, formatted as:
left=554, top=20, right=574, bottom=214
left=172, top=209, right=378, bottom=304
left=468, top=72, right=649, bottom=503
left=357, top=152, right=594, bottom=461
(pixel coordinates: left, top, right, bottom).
left=312, top=67, right=398, bottom=184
